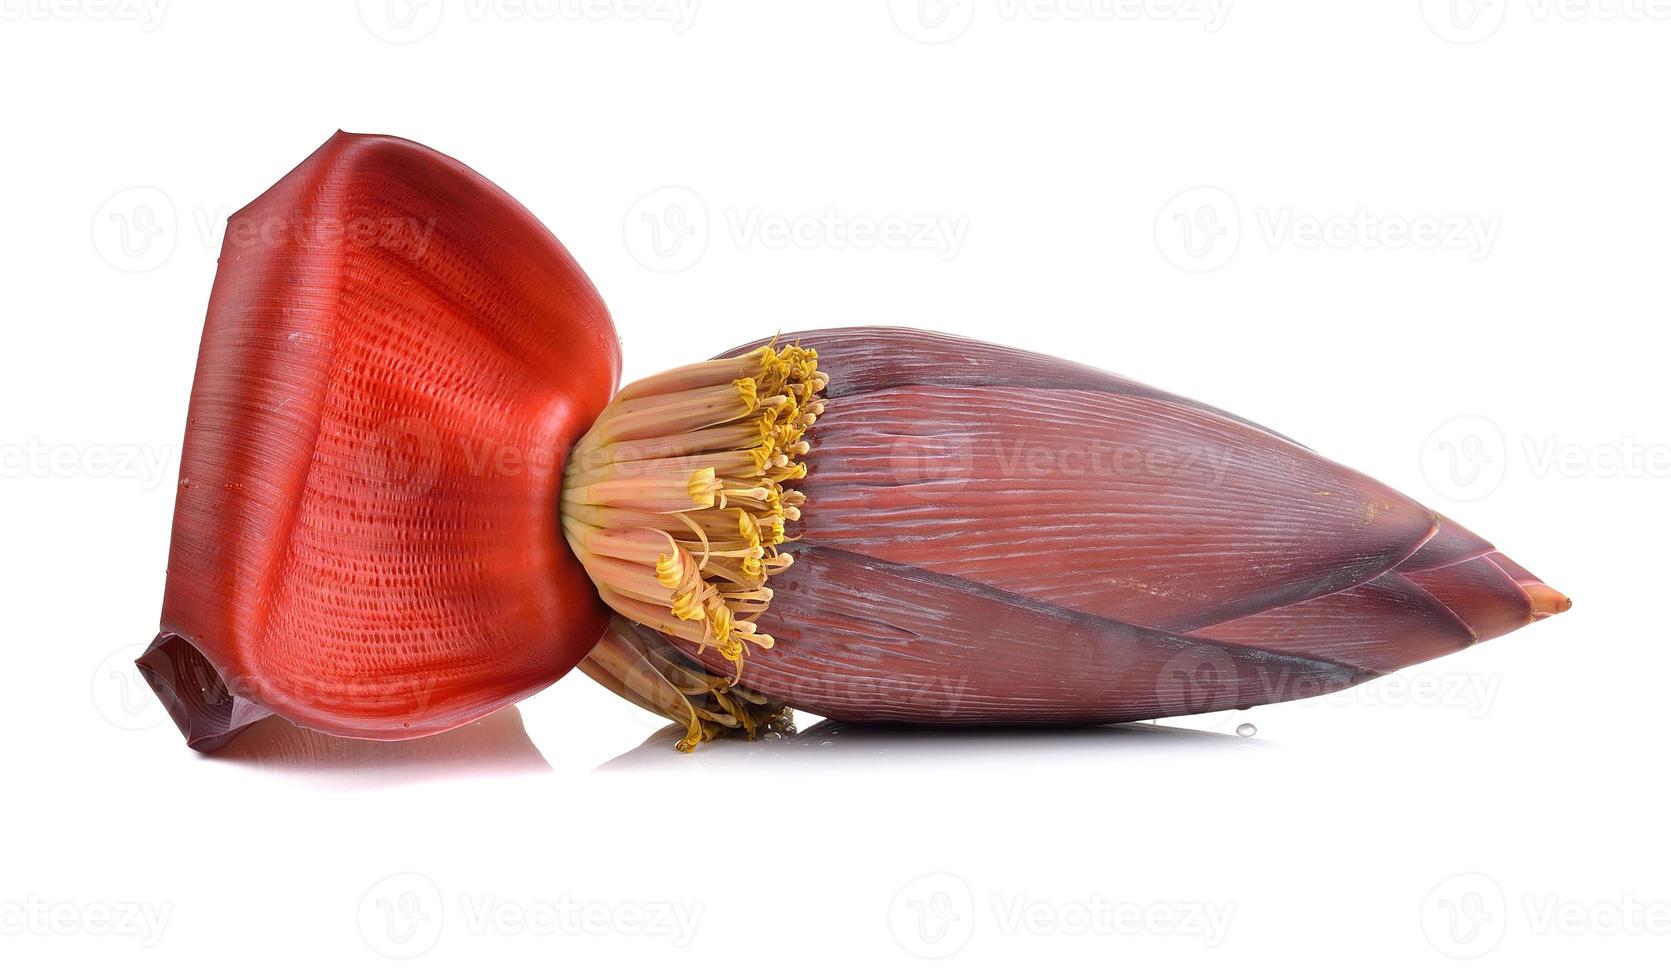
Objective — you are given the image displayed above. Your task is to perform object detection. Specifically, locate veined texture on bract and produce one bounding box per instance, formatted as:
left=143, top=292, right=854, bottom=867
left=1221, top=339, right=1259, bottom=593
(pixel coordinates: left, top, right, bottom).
left=624, top=327, right=1567, bottom=726
left=139, top=132, right=620, bottom=750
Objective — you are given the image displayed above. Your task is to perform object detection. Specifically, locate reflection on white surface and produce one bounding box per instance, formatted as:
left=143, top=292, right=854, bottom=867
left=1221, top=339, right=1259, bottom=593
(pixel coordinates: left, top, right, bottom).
left=597, top=717, right=1264, bottom=772
left=189, top=706, right=1264, bottom=783
left=204, top=706, right=551, bottom=786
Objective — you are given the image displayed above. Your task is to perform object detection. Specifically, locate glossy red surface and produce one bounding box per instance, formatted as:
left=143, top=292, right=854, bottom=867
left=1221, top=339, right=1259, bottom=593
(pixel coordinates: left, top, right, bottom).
left=141, top=132, right=619, bottom=747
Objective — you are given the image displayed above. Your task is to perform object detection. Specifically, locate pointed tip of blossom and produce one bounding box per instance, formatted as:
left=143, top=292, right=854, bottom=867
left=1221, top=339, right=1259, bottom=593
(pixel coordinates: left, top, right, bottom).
left=1524, top=583, right=1572, bottom=619
left=1482, top=551, right=1570, bottom=622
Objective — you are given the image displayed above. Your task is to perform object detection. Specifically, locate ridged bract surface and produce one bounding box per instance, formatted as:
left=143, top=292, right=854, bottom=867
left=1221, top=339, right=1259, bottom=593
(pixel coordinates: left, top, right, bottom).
left=662, top=327, right=1561, bottom=724
left=140, top=132, right=619, bottom=748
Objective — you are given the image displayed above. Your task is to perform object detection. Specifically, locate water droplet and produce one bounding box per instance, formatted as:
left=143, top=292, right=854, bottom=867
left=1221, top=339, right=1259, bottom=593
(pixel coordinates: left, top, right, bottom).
left=1235, top=723, right=1257, bottom=738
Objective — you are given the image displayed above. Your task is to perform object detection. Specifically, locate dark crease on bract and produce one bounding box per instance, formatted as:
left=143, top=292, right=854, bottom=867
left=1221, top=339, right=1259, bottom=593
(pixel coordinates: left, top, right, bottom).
left=650, top=327, right=1566, bottom=724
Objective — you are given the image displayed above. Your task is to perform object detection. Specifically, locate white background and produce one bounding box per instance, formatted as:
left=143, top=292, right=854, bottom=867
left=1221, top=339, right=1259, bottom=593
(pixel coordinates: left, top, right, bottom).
left=2, top=1, right=1665, bottom=976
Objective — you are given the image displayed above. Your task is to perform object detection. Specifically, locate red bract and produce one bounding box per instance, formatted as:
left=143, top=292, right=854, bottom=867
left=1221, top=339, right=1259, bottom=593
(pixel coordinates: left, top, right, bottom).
left=139, top=133, right=619, bottom=749
left=618, top=328, right=1568, bottom=728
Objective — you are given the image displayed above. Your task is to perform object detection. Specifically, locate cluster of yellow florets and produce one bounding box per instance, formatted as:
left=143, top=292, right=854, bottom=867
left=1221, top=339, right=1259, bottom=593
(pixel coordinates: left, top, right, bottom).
left=560, top=340, right=825, bottom=680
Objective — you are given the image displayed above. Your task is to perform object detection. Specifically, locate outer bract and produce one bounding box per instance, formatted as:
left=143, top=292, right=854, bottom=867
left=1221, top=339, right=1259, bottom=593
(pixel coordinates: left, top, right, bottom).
left=140, top=133, right=619, bottom=749
left=628, top=327, right=1567, bottom=726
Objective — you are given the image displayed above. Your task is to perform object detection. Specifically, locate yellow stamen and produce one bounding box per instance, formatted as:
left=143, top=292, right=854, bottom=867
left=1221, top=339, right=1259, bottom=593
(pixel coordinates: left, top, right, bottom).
left=561, top=338, right=823, bottom=727
left=686, top=467, right=721, bottom=508
left=734, top=376, right=758, bottom=413
left=579, top=617, right=791, bottom=752
left=654, top=549, right=683, bottom=590
left=671, top=587, right=706, bottom=622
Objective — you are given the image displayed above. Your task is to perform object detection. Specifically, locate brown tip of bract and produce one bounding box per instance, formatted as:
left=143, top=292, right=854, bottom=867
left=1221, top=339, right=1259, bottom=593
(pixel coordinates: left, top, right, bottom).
left=1482, top=552, right=1571, bottom=622
left=1523, top=583, right=1572, bottom=619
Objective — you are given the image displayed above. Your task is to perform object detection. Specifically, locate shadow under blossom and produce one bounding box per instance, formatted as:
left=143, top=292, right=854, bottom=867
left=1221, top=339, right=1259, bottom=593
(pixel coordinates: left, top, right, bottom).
left=597, top=716, right=1262, bottom=773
